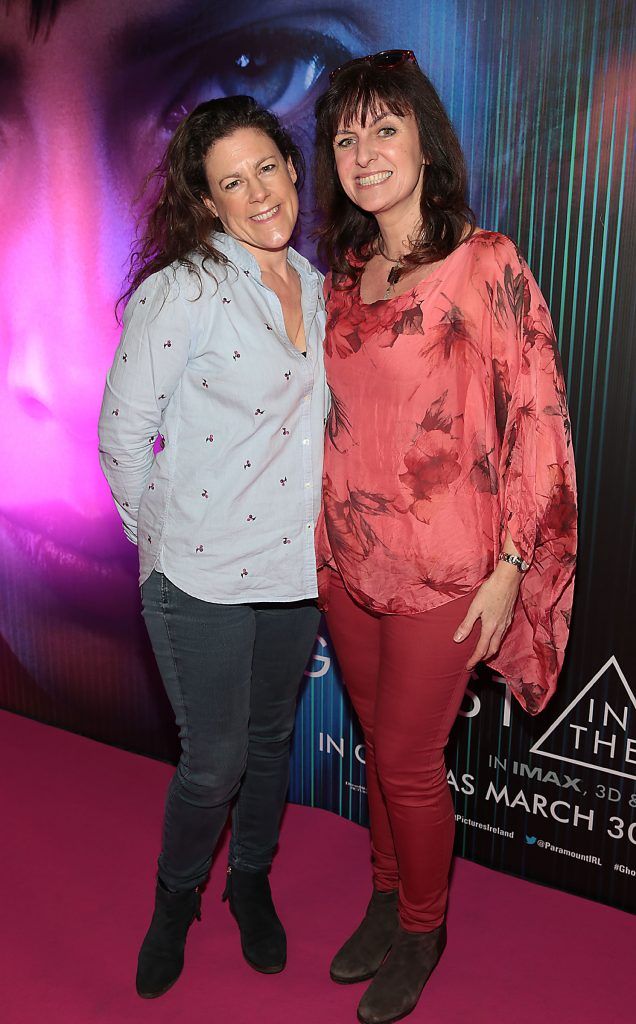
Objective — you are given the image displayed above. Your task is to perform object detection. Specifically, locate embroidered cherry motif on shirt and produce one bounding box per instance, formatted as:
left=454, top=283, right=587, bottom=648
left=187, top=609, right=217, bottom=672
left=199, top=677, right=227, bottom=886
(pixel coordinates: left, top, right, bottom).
left=122, top=500, right=129, bottom=507
left=222, top=297, right=231, bottom=304
left=246, top=514, right=256, bottom=522
left=206, top=434, right=214, bottom=443
left=280, top=477, right=287, bottom=486
left=163, top=340, right=171, bottom=348
left=158, top=393, right=166, bottom=400
left=240, top=568, right=249, bottom=577
left=202, top=379, right=208, bottom=388
left=254, top=408, right=265, bottom=416
left=282, top=537, right=291, bottom=545
left=195, top=544, right=204, bottom=553
left=112, top=458, right=119, bottom=466
left=265, top=323, right=273, bottom=331
left=243, top=269, right=250, bottom=277
left=148, top=482, right=155, bottom=490
left=282, top=427, right=290, bottom=436
left=233, top=351, right=241, bottom=360
left=202, top=490, right=208, bottom=499
left=122, top=353, right=128, bottom=362
left=244, top=460, right=251, bottom=469
left=140, top=297, right=146, bottom=304
left=147, top=535, right=152, bottom=544
left=148, top=435, right=155, bottom=444
left=112, top=408, right=119, bottom=416
left=284, top=370, right=292, bottom=380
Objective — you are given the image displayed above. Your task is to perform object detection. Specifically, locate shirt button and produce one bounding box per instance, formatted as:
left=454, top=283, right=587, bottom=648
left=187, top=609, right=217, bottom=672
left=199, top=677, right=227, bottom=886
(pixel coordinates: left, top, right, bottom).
left=307, top=523, right=313, bottom=530
left=302, top=438, right=310, bottom=446
left=304, top=482, right=311, bottom=489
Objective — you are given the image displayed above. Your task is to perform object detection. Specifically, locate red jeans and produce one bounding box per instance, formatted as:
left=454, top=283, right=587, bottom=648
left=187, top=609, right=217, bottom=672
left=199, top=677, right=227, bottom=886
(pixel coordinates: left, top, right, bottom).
left=325, top=572, right=478, bottom=932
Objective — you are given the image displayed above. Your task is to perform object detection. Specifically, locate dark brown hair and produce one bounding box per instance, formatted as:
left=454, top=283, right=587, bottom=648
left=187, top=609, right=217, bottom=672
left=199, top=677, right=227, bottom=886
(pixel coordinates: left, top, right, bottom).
left=314, top=61, right=474, bottom=286
left=119, top=96, right=305, bottom=312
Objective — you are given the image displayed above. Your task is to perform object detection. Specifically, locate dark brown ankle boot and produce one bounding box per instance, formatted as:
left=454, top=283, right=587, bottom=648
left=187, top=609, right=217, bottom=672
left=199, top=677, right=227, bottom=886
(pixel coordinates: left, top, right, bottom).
left=330, top=889, right=399, bottom=984
left=356, top=921, right=447, bottom=1024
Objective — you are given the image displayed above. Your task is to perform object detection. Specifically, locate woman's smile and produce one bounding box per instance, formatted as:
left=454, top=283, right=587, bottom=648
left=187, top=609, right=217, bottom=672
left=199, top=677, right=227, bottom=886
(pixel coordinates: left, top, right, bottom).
left=356, top=170, right=393, bottom=187
left=250, top=204, right=282, bottom=221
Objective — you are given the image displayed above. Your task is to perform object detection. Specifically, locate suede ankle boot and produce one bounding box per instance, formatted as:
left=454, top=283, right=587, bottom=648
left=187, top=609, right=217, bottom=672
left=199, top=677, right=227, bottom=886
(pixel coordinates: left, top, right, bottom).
left=222, top=865, right=286, bottom=973
left=136, top=880, right=201, bottom=999
left=330, top=889, right=399, bottom=984
left=356, top=921, right=447, bottom=1024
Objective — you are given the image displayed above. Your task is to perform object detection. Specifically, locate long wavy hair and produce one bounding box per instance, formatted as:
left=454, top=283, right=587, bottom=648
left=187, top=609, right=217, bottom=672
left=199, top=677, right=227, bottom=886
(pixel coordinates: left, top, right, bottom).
left=314, top=62, right=474, bottom=287
left=119, top=96, right=305, bottom=312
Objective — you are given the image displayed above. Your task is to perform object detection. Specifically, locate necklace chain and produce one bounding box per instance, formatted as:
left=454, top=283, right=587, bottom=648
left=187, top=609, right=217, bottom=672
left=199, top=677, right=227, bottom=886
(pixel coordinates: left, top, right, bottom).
left=290, top=314, right=305, bottom=350
left=289, top=266, right=306, bottom=351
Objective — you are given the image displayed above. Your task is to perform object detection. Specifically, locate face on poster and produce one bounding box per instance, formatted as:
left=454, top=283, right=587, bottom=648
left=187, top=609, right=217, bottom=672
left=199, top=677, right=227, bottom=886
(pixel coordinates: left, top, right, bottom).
left=0, top=0, right=471, bottom=715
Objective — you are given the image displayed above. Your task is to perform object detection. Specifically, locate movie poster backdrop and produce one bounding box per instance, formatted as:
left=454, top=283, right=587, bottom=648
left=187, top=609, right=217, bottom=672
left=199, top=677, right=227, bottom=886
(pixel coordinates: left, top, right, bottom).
left=1, top=1, right=634, bottom=912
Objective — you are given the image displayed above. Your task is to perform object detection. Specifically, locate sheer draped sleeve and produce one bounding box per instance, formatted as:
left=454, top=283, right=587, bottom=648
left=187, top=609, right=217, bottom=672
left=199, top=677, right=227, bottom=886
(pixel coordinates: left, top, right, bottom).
left=488, top=244, right=577, bottom=713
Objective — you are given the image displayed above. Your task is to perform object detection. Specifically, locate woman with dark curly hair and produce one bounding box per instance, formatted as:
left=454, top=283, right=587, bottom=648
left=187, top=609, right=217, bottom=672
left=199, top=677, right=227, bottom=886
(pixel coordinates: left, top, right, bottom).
left=314, top=52, right=576, bottom=1024
left=98, top=96, right=327, bottom=996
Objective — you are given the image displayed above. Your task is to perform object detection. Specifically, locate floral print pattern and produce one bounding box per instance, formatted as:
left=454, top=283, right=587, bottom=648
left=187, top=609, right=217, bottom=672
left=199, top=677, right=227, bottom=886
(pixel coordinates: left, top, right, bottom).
left=315, top=232, right=577, bottom=714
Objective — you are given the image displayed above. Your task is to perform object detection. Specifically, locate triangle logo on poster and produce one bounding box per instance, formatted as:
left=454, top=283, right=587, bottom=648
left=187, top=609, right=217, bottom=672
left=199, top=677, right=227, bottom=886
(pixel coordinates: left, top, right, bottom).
left=530, top=656, right=636, bottom=782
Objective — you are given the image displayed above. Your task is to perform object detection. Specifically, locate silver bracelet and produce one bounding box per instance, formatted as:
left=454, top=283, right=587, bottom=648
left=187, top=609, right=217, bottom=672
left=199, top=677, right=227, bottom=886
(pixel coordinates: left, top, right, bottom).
left=498, top=552, right=530, bottom=572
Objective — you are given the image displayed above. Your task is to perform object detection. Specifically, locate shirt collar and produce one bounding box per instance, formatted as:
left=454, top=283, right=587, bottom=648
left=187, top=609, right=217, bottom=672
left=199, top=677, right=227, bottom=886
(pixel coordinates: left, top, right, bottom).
left=210, top=231, right=316, bottom=287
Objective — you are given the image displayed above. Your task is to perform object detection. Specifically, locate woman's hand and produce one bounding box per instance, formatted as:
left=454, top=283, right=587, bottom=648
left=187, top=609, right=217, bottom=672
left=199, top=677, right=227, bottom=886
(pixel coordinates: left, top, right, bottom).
left=453, top=562, right=522, bottom=670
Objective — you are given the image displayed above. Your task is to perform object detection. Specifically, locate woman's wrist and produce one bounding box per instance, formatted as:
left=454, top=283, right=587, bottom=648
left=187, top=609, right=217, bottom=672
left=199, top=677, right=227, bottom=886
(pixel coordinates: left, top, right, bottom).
left=494, top=558, right=523, bottom=584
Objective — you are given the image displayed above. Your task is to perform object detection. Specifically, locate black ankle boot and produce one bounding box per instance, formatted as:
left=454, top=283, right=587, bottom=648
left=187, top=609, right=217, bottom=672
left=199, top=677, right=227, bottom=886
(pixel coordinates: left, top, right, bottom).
left=222, top=866, right=286, bottom=973
left=330, top=889, right=399, bottom=984
left=356, top=922, right=447, bottom=1024
left=136, top=880, right=201, bottom=999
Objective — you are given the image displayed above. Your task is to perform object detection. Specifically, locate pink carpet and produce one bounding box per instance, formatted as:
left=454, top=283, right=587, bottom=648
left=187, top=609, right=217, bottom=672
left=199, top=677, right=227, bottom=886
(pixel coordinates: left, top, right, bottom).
left=2, top=709, right=632, bottom=1024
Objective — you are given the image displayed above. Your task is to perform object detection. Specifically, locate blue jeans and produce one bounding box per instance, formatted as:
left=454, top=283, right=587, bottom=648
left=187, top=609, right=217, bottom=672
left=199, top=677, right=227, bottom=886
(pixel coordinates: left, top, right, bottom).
left=141, top=571, right=320, bottom=891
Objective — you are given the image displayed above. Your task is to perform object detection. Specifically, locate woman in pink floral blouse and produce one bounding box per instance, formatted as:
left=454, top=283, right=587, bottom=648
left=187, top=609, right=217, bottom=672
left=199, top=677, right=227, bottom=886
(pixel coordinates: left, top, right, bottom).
left=313, top=51, right=577, bottom=1024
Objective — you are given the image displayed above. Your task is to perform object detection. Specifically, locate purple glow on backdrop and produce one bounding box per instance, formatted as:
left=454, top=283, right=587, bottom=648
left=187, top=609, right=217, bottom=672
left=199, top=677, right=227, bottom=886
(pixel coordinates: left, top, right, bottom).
left=1, top=0, right=463, bottom=732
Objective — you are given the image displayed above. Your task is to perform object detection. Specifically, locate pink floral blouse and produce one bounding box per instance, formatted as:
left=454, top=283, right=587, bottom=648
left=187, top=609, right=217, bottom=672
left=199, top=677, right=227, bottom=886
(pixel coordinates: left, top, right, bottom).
left=316, top=231, right=577, bottom=715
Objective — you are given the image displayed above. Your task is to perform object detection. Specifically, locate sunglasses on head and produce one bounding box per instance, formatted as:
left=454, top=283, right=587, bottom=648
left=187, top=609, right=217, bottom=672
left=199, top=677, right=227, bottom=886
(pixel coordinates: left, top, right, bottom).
left=329, top=49, right=418, bottom=85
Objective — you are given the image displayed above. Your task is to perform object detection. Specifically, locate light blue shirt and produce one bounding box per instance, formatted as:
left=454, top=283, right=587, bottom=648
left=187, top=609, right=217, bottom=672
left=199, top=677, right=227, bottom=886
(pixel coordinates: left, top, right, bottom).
left=98, top=232, right=328, bottom=603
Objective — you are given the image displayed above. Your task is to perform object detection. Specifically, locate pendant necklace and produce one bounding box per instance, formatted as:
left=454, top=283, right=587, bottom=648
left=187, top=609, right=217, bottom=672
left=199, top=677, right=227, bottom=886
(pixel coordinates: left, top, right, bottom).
left=377, top=238, right=407, bottom=299
left=384, top=260, right=404, bottom=300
